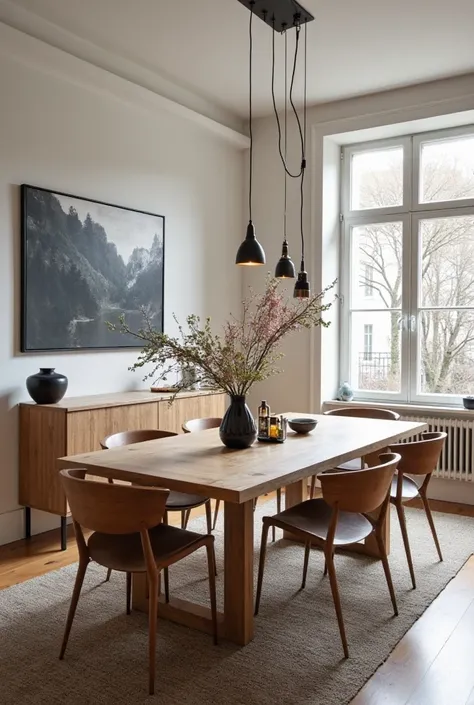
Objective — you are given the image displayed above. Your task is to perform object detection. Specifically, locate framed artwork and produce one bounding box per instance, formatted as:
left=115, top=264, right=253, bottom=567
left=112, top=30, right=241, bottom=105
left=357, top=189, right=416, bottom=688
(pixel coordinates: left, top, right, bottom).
left=21, top=185, right=164, bottom=351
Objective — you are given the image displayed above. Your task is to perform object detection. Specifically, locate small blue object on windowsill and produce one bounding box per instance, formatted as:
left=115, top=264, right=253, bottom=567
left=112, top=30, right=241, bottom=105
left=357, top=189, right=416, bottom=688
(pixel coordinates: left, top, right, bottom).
left=338, top=381, right=354, bottom=402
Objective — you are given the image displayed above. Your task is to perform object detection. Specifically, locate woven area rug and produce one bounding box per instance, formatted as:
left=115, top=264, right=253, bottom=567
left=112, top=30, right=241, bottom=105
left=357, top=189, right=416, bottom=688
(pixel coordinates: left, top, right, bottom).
left=1, top=501, right=473, bottom=705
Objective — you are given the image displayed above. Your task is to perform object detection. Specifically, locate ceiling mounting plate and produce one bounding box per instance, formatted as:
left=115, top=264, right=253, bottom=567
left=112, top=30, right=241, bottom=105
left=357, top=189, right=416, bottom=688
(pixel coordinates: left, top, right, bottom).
left=236, top=0, right=314, bottom=32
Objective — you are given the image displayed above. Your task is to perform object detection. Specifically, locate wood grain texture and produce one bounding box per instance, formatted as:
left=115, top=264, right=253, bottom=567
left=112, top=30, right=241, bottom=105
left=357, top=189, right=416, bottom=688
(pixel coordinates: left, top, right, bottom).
left=159, top=394, right=227, bottom=434
left=19, top=405, right=67, bottom=514
left=350, top=555, right=474, bottom=705
left=19, top=389, right=224, bottom=412
left=19, top=391, right=225, bottom=518
left=66, top=404, right=159, bottom=455
left=223, top=500, right=255, bottom=645
left=58, top=414, right=426, bottom=505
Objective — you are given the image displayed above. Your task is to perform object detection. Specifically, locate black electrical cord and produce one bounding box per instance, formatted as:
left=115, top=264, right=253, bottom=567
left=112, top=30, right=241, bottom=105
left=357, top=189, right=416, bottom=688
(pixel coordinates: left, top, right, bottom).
left=271, top=22, right=304, bottom=179
left=248, top=2, right=254, bottom=221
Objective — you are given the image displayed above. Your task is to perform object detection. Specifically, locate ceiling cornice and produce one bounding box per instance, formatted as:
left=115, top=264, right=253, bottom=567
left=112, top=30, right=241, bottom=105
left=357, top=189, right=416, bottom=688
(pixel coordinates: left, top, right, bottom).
left=0, top=0, right=248, bottom=143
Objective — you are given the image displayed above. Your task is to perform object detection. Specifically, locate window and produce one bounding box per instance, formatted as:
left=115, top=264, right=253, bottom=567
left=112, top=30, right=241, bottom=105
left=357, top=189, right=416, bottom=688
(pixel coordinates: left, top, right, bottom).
left=340, top=126, right=474, bottom=405
left=363, top=264, right=374, bottom=297
left=363, top=324, right=373, bottom=361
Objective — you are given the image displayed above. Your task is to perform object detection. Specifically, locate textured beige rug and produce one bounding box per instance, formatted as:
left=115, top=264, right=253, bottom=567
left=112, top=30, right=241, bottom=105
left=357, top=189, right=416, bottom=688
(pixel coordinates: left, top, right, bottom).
left=1, top=501, right=473, bottom=705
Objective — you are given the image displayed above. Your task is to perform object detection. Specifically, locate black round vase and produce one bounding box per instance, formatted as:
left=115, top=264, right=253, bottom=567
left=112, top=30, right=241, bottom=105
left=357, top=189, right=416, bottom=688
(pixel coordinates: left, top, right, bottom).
left=219, top=395, right=257, bottom=449
left=26, top=368, right=68, bottom=404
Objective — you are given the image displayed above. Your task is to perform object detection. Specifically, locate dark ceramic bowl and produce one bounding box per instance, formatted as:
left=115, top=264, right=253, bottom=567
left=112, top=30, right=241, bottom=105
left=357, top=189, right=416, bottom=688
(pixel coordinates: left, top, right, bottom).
left=462, top=396, right=474, bottom=410
left=288, top=417, right=318, bottom=434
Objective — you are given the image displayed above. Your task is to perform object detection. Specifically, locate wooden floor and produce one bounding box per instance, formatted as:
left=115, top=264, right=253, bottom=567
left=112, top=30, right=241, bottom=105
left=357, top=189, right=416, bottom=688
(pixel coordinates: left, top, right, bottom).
left=1, top=497, right=474, bottom=705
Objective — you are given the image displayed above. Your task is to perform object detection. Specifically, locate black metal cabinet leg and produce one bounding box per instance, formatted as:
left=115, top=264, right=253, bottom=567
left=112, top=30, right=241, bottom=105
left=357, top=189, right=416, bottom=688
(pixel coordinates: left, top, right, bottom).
left=25, top=507, right=31, bottom=539
left=61, top=516, right=67, bottom=551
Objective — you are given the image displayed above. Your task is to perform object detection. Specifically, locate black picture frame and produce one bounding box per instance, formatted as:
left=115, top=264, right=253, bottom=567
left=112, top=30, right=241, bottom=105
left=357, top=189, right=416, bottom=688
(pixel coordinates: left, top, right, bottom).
left=21, top=184, right=165, bottom=352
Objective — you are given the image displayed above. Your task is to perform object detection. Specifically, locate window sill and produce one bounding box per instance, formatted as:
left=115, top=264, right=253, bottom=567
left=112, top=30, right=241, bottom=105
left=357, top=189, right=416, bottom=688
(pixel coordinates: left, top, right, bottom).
left=323, top=399, right=474, bottom=419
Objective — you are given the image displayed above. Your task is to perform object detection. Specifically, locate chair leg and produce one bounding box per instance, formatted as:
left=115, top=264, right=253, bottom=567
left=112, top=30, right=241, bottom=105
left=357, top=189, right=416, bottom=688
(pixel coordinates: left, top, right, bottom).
left=323, top=547, right=333, bottom=577
left=59, top=558, right=89, bottom=659
left=395, top=501, right=416, bottom=589
left=164, top=567, right=170, bottom=603
left=310, top=475, right=316, bottom=499
left=126, top=572, right=132, bottom=615
left=419, top=490, right=443, bottom=561
left=212, top=499, right=220, bottom=530
left=147, top=574, right=159, bottom=696
left=325, top=549, right=349, bottom=658
left=255, top=522, right=270, bottom=615
left=183, top=509, right=192, bottom=529
left=374, top=530, right=398, bottom=616
left=105, top=568, right=112, bottom=582
left=205, top=500, right=212, bottom=534
left=301, top=542, right=311, bottom=589
left=206, top=542, right=219, bottom=645
left=181, top=510, right=186, bottom=528
left=272, top=488, right=282, bottom=542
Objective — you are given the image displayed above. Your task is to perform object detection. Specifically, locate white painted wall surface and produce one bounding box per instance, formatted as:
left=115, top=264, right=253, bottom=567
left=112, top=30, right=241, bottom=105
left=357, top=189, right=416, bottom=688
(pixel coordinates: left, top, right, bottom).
left=0, top=24, right=244, bottom=545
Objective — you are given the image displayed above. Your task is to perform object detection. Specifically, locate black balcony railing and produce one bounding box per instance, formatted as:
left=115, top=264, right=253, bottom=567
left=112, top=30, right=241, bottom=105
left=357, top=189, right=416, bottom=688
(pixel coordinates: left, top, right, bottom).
left=358, top=351, right=392, bottom=388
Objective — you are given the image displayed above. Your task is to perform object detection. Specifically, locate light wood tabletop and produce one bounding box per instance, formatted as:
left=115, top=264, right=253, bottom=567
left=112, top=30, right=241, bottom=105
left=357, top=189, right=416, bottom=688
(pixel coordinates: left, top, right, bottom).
left=57, top=412, right=426, bottom=646
left=57, top=413, right=426, bottom=504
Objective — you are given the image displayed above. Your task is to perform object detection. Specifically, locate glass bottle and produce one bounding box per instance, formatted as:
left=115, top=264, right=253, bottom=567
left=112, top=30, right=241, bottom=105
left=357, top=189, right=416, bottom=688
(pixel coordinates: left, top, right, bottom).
left=258, top=400, right=270, bottom=437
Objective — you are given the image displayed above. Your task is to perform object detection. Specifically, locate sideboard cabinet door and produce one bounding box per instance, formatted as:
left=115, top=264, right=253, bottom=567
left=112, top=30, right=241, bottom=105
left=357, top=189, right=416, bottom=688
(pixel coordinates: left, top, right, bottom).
left=66, top=403, right=159, bottom=455
left=158, top=394, right=227, bottom=434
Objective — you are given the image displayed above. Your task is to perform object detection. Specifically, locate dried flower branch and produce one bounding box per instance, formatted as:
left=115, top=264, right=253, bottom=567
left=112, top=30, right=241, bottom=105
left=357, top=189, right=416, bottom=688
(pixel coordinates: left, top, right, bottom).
left=109, top=277, right=336, bottom=399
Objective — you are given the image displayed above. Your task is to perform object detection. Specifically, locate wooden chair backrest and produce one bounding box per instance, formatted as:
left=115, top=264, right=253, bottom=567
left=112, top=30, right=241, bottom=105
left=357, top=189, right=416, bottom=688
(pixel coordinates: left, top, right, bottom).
left=320, top=452, right=400, bottom=513
left=101, top=429, right=177, bottom=449
left=60, top=468, right=169, bottom=534
left=182, top=417, right=222, bottom=434
left=324, top=407, right=400, bottom=421
left=389, top=431, right=447, bottom=476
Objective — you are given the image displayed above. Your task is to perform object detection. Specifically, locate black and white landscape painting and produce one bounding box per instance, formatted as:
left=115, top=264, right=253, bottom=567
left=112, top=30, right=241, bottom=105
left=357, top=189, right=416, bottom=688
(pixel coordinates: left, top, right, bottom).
left=21, top=185, right=164, bottom=351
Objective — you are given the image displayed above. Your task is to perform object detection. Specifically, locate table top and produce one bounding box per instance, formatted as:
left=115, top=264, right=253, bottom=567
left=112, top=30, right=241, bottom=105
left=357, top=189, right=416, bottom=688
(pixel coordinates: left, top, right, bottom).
left=58, top=413, right=426, bottom=504
left=20, top=389, right=222, bottom=412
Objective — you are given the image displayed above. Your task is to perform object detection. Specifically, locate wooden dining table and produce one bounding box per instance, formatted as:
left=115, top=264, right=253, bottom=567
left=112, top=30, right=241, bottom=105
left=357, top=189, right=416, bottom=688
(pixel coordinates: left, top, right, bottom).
left=58, top=412, right=426, bottom=646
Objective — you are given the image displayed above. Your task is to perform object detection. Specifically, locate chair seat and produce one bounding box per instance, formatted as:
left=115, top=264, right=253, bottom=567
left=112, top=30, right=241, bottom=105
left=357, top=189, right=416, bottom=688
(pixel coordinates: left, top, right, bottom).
left=88, top=523, right=206, bottom=573
left=166, top=490, right=209, bottom=510
left=269, top=498, right=373, bottom=546
left=390, top=473, right=419, bottom=500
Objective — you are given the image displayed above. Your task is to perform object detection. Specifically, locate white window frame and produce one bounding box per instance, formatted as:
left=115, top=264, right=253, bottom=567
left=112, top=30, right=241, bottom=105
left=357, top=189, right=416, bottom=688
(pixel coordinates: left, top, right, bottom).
left=340, top=124, right=474, bottom=406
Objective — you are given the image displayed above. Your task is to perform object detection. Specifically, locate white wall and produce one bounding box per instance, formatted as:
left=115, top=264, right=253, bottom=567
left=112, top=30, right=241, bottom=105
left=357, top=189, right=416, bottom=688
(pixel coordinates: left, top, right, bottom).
left=0, top=24, right=245, bottom=545
left=246, top=73, right=474, bottom=415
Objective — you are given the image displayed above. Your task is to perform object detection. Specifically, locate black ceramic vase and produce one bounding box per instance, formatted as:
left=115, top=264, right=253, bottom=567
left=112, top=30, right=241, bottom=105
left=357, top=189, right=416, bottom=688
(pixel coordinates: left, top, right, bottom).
left=219, top=395, right=257, bottom=449
left=26, top=368, right=68, bottom=404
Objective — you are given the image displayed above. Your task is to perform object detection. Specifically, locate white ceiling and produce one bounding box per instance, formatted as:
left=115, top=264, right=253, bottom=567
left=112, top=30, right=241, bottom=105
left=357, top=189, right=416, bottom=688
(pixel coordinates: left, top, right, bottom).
left=4, top=0, right=474, bottom=121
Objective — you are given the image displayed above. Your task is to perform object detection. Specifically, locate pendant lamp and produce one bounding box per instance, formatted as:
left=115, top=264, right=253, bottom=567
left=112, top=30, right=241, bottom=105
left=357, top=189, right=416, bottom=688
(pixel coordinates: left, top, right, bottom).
left=293, top=21, right=310, bottom=298
left=274, top=29, right=295, bottom=279
left=236, top=2, right=265, bottom=266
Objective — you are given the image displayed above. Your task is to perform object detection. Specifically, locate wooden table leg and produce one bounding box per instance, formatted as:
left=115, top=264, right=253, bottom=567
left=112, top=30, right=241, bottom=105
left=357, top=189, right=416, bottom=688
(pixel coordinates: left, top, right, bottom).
left=224, top=499, right=254, bottom=646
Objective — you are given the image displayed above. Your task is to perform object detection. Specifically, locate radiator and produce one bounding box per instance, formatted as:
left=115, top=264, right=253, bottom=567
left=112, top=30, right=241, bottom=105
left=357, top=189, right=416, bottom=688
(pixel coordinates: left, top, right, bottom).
left=400, top=414, right=474, bottom=482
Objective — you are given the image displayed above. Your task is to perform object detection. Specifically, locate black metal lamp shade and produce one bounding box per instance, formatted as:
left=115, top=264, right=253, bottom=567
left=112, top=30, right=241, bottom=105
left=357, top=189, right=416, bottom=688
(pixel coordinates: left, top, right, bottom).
left=275, top=241, right=295, bottom=278
left=236, top=221, right=266, bottom=265
left=293, top=266, right=310, bottom=298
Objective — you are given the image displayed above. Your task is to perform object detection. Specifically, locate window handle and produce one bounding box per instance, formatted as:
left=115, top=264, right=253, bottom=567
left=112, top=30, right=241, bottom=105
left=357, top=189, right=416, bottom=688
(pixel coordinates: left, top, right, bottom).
left=398, top=315, right=407, bottom=331
left=410, top=315, right=416, bottom=332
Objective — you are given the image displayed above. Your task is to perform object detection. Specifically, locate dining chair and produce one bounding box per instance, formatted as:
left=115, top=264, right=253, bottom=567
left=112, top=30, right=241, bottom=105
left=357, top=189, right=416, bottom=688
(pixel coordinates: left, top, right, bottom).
left=255, top=452, right=401, bottom=658
left=388, top=431, right=447, bottom=589
left=182, top=417, right=223, bottom=530
left=101, top=430, right=213, bottom=582
left=59, top=468, right=217, bottom=695
left=308, top=406, right=401, bottom=499
left=183, top=415, right=282, bottom=541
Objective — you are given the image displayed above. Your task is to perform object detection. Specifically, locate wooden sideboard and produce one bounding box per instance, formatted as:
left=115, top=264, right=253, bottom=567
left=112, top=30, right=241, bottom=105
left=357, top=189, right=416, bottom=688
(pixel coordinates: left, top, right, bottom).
left=19, top=390, right=227, bottom=548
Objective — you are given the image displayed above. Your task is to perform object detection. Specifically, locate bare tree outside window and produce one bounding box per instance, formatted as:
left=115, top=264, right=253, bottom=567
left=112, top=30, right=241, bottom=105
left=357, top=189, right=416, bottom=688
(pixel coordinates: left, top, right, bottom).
left=345, top=131, right=474, bottom=398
